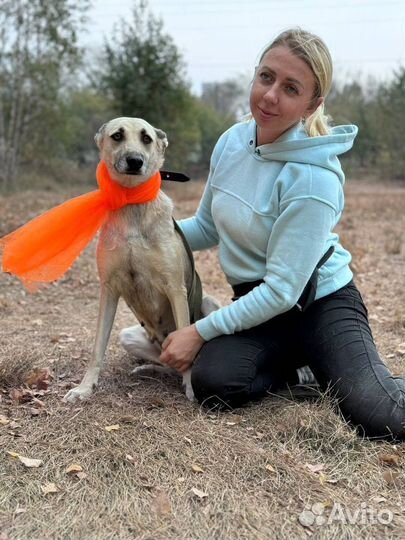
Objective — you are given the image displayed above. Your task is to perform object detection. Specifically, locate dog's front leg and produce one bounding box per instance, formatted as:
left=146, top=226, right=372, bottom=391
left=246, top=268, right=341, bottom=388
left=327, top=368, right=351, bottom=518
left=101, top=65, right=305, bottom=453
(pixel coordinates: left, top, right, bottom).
left=166, top=285, right=190, bottom=330
left=64, top=286, right=119, bottom=403
left=166, top=286, right=196, bottom=401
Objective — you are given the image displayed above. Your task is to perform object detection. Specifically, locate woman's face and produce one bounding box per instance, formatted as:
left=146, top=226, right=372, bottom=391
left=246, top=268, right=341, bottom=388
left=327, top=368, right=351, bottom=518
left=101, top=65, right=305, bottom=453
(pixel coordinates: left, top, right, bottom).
left=250, top=45, right=323, bottom=145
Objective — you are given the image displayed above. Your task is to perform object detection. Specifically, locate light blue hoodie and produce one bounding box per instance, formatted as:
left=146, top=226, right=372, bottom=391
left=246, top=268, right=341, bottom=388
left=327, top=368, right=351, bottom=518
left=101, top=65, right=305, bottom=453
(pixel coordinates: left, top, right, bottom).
left=178, top=119, right=358, bottom=341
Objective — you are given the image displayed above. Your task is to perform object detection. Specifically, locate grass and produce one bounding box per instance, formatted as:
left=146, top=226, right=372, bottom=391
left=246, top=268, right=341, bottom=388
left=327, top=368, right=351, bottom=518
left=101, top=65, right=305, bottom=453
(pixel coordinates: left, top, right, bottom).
left=0, top=178, right=404, bottom=540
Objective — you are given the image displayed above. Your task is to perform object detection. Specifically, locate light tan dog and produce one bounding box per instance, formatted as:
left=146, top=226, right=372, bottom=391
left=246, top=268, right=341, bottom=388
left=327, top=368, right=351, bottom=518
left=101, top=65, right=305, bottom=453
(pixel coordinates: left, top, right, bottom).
left=64, top=117, right=216, bottom=403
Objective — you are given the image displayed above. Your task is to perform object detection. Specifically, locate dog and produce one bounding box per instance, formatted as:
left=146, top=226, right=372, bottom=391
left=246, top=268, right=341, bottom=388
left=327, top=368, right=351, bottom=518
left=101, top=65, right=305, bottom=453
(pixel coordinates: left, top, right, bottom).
left=64, top=117, right=218, bottom=403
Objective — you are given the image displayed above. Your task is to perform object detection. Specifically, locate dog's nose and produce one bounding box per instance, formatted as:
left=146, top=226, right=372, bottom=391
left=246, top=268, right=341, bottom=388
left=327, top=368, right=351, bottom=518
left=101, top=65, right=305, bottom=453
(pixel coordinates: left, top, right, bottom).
left=126, top=155, right=144, bottom=172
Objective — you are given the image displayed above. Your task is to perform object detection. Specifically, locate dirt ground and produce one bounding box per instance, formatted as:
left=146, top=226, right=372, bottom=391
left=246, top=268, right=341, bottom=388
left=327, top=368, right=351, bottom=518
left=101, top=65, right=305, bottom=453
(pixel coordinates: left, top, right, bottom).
left=0, top=177, right=404, bottom=540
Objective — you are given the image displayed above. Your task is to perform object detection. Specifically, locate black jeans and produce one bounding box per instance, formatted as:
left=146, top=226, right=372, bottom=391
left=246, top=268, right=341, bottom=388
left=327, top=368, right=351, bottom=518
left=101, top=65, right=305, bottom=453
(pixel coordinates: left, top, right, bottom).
left=191, top=281, right=405, bottom=441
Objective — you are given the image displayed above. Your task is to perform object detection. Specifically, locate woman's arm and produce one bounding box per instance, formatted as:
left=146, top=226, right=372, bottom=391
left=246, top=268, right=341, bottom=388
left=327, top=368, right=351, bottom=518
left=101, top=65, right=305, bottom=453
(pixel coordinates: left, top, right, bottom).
left=195, top=196, right=338, bottom=340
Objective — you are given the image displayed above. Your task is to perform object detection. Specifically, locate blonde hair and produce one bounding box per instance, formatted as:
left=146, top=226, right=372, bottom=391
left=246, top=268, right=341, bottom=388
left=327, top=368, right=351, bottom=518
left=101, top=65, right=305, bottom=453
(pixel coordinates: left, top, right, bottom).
left=259, top=28, right=333, bottom=136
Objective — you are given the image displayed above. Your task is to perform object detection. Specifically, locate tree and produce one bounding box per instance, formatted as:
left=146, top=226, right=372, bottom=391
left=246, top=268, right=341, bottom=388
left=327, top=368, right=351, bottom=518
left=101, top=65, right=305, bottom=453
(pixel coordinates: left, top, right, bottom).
left=0, top=0, right=89, bottom=189
left=373, top=68, right=405, bottom=179
left=96, top=0, right=200, bottom=170
left=327, top=72, right=405, bottom=180
left=192, top=102, right=234, bottom=172
left=201, top=78, right=250, bottom=120
left=327, top=81, right=375, bottom=168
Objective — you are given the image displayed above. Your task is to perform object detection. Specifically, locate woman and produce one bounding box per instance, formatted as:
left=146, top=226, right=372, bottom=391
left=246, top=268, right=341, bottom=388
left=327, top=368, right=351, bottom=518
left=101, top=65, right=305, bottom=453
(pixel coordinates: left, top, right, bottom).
left=126, top=28, right=405, bottom=440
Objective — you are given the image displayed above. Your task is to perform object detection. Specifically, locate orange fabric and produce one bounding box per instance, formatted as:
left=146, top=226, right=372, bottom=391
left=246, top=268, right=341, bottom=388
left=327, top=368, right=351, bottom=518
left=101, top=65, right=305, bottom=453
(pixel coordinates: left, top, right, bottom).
left=0, top=160, right=161, bottom=291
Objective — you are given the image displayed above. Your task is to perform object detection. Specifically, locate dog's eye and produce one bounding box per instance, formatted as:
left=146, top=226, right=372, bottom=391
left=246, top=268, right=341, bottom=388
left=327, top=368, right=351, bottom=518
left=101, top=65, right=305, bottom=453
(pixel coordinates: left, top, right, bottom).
left=111, top=132, right=123, bottom=142
left=142, top=134, right=152, bottom=144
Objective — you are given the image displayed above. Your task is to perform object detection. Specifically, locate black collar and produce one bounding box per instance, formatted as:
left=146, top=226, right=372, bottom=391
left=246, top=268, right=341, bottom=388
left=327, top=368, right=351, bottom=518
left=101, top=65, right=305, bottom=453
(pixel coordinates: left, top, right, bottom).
left=160, top=171, right=190, bottom=182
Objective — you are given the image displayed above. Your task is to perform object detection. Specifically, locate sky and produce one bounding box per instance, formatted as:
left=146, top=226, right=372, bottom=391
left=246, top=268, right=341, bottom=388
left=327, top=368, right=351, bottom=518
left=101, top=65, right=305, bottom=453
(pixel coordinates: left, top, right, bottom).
left=82, top=0, right=405, bottom=95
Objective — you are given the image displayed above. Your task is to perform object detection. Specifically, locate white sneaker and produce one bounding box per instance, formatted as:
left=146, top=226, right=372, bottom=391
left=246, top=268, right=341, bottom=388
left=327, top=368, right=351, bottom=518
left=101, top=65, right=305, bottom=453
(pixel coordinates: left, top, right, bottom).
left=278, top=365, right=320, bottom=398
left=296, top=365, right=318, bottom=386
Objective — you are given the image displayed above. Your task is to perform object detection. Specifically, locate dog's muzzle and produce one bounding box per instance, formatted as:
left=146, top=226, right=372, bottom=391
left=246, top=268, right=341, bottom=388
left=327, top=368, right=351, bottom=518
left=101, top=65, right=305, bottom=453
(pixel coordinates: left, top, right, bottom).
left=115, top=153, right=145, bottom=175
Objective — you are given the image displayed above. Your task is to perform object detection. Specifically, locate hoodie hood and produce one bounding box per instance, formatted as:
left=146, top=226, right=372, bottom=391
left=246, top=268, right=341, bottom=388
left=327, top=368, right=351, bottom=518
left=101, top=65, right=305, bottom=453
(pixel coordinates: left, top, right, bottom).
left=249, top=121, right=358, bottom=183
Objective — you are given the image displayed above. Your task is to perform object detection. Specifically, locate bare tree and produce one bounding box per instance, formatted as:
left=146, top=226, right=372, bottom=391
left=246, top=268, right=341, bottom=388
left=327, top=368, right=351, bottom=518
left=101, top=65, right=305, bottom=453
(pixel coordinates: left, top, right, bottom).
left=201, top=77, right=250, bottom=120
left=0, top=0, right=89, bottom=189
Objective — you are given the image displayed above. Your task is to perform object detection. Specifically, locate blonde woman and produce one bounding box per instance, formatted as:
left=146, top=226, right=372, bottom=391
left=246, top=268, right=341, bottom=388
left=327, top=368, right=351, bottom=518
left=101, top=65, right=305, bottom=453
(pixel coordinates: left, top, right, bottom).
left=125, top=28, right=405, bottom=440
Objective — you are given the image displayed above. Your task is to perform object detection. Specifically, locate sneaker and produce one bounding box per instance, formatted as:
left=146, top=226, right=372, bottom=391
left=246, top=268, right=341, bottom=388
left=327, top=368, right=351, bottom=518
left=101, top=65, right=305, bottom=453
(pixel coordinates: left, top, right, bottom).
left=278, top=365, right=321, bottom=399
left=296, top=365, right=318, bottom=385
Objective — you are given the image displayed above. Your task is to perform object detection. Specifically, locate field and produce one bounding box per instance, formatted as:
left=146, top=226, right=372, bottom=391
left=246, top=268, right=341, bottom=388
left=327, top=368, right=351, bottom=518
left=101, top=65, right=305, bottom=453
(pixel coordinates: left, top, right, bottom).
left=0, top=178, right=404, bottom=540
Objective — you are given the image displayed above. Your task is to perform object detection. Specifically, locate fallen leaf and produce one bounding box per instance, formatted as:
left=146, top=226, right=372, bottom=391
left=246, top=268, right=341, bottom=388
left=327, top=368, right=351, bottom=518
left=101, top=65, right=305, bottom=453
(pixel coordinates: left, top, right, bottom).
left=65, top=463, right=83, bottom=474
left=265, top=464, right=276, bottom=473
left=76, top=471, right=87, bottom=480
left=146, top=397, right=165, bottom=409
left=383, top=470, right=401, bottom=485
left=7, top=451, right=43, bottom=468
left=19, top=456, right=43, bottom=468
left=41, top=482, right=59, bottom=495
left=191, top=464, right=204, bottom=473
left=190, top=487, right=208, bottom=499
left=104, top=424, right=120, bottom=432
left=378, top=453, right=401, bottom=467
left=305, top=463, right=325, bottom=473
left=184, top=436, right=192, bottom=445
left=30, top=408, right=44, bottom=417
left=24, top=367, right=53, bottom=390
left=9, top=388, right=31, bottom=403
left=152, top=489, right=172, bottom=515
left=0, top=415, right=10, bottom=425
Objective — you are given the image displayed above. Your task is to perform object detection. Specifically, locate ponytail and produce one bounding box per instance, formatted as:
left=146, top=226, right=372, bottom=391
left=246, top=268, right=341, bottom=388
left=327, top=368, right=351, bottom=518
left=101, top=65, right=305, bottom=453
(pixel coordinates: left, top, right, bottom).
left=304, top=103, right=331, bottom=137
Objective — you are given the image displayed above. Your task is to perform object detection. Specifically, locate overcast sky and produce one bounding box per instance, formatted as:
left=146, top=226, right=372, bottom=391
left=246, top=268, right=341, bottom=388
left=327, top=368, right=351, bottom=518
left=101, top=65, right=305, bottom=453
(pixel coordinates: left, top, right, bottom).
left=82, top=0, right=405, bottom=95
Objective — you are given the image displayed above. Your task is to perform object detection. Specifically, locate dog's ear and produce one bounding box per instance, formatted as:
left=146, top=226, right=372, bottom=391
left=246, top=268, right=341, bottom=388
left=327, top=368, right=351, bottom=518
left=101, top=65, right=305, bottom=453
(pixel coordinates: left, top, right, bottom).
left=94, top=123, right=107, bottom=149
left=155, top=128, right=168, bottom=150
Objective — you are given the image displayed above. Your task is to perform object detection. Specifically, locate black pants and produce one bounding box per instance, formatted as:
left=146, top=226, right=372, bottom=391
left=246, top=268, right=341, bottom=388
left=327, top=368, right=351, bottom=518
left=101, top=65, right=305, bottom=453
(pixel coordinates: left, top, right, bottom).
left=191, top=281, right=405, bottom=441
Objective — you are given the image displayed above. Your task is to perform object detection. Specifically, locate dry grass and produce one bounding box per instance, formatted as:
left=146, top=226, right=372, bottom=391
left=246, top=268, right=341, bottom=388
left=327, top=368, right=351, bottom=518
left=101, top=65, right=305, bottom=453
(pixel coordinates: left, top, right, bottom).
left=1, top=178, right=405, bottom=540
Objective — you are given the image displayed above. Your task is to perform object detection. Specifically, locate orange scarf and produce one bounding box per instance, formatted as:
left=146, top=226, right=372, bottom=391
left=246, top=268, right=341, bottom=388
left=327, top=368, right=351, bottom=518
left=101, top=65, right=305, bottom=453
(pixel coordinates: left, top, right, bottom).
left=0, top=160, right=161, bottom=291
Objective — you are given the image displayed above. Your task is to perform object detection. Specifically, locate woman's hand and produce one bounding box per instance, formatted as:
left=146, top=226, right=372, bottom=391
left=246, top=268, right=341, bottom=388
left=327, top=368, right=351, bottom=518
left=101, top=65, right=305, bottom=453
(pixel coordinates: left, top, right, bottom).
left=160, top=324, right=205, bottom=373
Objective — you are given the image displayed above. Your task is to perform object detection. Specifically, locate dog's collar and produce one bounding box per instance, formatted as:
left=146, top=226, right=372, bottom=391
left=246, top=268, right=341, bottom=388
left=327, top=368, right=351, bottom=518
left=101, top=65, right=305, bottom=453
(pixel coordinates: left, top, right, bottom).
left=160, top=171, right=190, bottom=182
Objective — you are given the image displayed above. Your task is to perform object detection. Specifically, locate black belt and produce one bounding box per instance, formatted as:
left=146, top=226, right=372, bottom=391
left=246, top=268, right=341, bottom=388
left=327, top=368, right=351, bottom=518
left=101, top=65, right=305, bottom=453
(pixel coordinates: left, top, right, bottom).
left=231, top=246, right=335, bottom=312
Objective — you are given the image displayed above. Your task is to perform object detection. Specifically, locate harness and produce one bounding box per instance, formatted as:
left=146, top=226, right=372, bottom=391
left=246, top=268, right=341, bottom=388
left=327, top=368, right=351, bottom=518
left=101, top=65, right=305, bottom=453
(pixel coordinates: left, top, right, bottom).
left=173, top=219, right=203, bottom=323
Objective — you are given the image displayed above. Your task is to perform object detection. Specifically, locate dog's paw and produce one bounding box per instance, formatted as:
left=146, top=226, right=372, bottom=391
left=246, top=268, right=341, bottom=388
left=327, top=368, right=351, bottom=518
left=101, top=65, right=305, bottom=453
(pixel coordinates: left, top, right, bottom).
left=63, top=385, right=94, bottom=403
left=184, top=383, right=195, bottom=402
left=131, top=364, right=173, bottom=376
left=182, top=370, right=195, bottom=402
